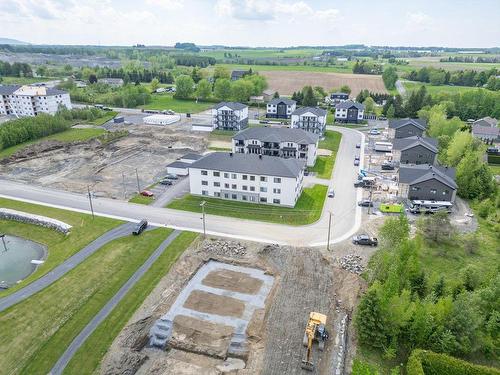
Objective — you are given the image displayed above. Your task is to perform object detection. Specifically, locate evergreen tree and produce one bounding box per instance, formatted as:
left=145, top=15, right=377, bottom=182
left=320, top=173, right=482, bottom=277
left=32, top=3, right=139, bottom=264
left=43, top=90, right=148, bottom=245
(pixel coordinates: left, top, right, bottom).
left=302, top=86, right=317, bottom=106
left=386, top=104, right=395, bottom=118
left=355, top=285, right=388, bottom=348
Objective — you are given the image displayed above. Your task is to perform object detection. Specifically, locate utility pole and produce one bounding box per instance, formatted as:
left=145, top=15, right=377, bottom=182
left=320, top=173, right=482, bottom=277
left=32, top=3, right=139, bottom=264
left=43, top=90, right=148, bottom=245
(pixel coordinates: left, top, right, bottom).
left=368, top=182, right=374, bottom=215
left=327, top=212, right=333, bottom=251
left=135, top=168, right=141, bottom=193
left=0, top=234, right=7, bottom=252
left=122, top=172, right=126, bottom=199
left=87, top=186, right=95, bottom=219
left=200, top=201, right=206, bottom=237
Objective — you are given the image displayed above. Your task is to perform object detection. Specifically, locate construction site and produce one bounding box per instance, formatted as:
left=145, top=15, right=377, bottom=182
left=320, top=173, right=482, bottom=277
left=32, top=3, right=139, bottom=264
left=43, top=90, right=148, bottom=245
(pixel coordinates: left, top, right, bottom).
left=99, top=230, right=378, bottom=375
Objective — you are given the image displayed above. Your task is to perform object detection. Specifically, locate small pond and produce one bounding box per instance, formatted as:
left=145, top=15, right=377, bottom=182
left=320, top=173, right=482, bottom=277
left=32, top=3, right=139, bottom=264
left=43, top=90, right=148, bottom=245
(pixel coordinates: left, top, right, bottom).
left=0, top=235, right=46, bottom=287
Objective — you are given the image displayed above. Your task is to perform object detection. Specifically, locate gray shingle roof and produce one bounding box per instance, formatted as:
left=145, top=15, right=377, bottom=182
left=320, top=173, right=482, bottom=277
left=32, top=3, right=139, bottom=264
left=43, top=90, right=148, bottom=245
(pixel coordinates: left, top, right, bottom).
left=473, top=117, right=497, bottom=127
left=233, top=127, right=319, bottom=144
left=389, top=118, right=427, bottom=130
left=392, top=136, right=438, bottom=153
left=189, top=152, right=305, bottom=178
left=472, top=125, right=499, bottom=137
left=213, top=102, right=248, bottom=111
left=291, top=107, right=327, bottom=117
left=180, top=153, right=204, bottom=161
left=399, top=164, right=457, bottom=189
left=46, top=87, right=68, bottom=96
left=231, top=70, right=247, bottom=79
left=268, top=97, right=296, bottom=106
left=0, top=85, right=20, bottom=95
left=167, top=161, right=191, bottom=169
left=335, top=100, right=365, bottom=110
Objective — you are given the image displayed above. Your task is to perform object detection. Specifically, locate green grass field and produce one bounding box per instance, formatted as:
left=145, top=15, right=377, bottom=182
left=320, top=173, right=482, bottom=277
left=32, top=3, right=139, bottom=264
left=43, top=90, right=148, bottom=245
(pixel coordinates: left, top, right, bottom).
left=0, top=128, right=107, bottom=159
left=402, top=81, right=482, bottom=95
left=308, top=130, right=342, bottom=179
left=207, top=62, right=355, bottom=74
left=0, top=227, right=173, bottom=375
left=488, top=164, right=500, bottom=176
left=86, top=111, right=118, bottom=125
left=0, top=76, right=56, bottom=85
left=168, top=184, right=327, bottom=225
left=200, top=48, right=321, bottom=60
left=140, top=93, right=213, bottom=113
left=128, top=194, right=155, bottom=205
left=63, top=231, right=198, bottom=374
left=208, top=129, right=237, bottom=142
left=0, top=198, right=121, bottom=297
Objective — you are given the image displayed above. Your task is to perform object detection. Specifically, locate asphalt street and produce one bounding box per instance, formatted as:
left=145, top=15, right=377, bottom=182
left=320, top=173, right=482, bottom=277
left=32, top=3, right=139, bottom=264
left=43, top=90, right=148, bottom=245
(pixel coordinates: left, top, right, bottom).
left=49, top=230, right=182, bottom=375
left=0, top=127, right=364, bottom=247
left=0, top=222, right=135, bottom=313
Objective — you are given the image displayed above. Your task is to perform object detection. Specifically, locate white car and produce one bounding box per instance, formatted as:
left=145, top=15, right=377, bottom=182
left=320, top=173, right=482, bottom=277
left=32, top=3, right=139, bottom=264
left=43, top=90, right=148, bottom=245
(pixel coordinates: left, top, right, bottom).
left=328, top=189, right=335, bottom=198
left=369, top=128, right=380, bottom=135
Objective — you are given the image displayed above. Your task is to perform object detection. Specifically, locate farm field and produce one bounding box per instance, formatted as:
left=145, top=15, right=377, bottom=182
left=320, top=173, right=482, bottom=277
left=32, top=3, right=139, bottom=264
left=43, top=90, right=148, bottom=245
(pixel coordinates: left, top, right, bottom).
left=402, top=81, right=481, bottom=95
left=208, top=62, right=355, bottom=74
left=259, top=70, right=387, bottom=96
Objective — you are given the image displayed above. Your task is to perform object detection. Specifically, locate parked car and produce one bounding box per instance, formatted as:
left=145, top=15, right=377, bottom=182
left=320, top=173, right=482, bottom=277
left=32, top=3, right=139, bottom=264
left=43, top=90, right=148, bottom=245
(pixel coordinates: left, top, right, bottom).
left=352, top=234, right=378, bottom=246
left=381, top=162, right=395, bottom=170
left=355, top=143, right=361, bottom=149
left=358, top=200, right=374, bottom=207
left=304, top=170, right=310, bottom=176
left=328, top=189, right=335, bottom=198
left=354, top=159, right=360, bottom=166
left=355, top=155, right=360, bottom=161
left=140, top=190, right=154, bottom=197
left=164, top=174, right=178, bottom=180
left=369, top=128, right=380, bottom=135
left=159, top=179, right=173, bottom=185
left=132, top=219, right=148, bottom=235
left=354, top=181, right=365, bottom=188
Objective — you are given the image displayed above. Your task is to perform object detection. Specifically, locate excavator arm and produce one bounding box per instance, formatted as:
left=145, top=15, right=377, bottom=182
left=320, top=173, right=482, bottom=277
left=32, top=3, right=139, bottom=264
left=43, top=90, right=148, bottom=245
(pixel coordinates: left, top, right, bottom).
left=301, top=332, right=314, bottom=371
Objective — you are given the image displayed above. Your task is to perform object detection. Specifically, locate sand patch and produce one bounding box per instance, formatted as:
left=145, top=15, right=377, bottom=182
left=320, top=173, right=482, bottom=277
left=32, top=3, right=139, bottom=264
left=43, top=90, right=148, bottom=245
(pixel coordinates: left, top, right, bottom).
left=183, top=290, right=245, bottom=318
left=202, top=269, right=263, bottom=295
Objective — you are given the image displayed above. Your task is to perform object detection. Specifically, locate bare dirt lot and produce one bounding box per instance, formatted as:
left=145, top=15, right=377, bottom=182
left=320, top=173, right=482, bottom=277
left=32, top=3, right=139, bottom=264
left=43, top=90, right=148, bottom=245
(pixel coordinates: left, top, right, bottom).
left=260, top=71, right=388, bottom=97
left=183, top=290, right=246, bottom=318
left=0, top=122, right=208, bottom=199
left=100, top=232, right=374, bottom=375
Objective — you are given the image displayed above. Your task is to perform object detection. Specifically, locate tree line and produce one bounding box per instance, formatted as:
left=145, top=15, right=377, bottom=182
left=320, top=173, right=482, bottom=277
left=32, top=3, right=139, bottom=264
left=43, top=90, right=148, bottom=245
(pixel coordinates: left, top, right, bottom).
left=440, top=56, right=500, bottom=64
left=405, top=66, right=499, bottom=90
left=0, top=61, right=33, bottom=77
left=352, top=60, right=383, bottom=75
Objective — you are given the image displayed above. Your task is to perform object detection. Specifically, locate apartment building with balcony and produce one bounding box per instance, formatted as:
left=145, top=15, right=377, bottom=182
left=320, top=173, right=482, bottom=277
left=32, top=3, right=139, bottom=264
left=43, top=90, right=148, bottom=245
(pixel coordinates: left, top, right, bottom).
left=266, top=97, right=296, bottom=119
left=334, top=100, right=365, bottom=123
left=0, top=85, right=72, bottom=117
left=212, top=102, right=249, bottom=131
left=232, top=127, right=319, bottom=167
left=188, top=152, right=305, bottom=207
left=290, top=107, right=327, bottom=136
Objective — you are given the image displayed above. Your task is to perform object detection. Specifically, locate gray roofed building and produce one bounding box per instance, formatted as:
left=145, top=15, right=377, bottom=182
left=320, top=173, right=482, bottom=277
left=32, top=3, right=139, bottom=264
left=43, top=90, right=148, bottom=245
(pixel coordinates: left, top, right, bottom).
left=399, top=164, right=456, bottom=187
left=388, top=118, right=428, bottom=139
left=472, top=117, right=498, bottom=128
left=335, top=100, right=365, bottom=110
left=0, top=85, right=20, bottom=95
left=233, top=127, right=319, bottom=144
left=398, top=164, right=457, bottom=202
left=291, top=107, right=327, bottom=117
left=268, top=97, right=296, bottom=106
left=389, top=118, right=427, bottom=130
left=213, top=102, right=248, bottom=111
left=231, top=70, right=247, bottom=81
left=179, top=153, right=204, bottom=161
left=189, top=152, right=305, bottom=178
left=472, top=124, right=499, bottom=141
left=392, top=136, right=438, bottom=153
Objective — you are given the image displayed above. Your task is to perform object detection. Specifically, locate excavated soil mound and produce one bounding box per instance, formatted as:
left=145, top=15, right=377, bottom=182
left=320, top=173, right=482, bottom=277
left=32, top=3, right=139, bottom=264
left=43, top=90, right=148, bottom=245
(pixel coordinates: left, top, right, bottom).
left=170, top=315, right=234, bottom=358
left=183, top=290, right=245, bottom=318
left=202, top=269, right=263, bottom=295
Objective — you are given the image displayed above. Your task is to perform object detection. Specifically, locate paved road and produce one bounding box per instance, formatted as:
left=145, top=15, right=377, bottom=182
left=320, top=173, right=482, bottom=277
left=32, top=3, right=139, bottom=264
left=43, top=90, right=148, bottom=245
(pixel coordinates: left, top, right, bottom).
left=49, top=230, right=181, bottom=375
left=0, top=127, right=364, bottom=247
left=396, top=80, right=406, bottom=96
left=151, top=177, right=190, bottom=208
left=0, top=222, right=135, bottom=313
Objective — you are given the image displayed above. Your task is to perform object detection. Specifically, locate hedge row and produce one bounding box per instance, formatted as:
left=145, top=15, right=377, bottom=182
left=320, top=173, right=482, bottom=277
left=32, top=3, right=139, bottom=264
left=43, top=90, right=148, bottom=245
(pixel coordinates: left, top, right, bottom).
left=408, top=350, right=500, bottom=375
left=487, top=154, right=500, bottom=164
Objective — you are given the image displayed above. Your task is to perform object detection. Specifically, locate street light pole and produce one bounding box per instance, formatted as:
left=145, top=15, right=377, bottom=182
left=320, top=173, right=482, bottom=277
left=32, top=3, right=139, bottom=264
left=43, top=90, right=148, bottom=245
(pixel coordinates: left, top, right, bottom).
left=327, top=211, right=333, bottom=251
left=135, top=168, right=141, bottom=193
left=122, top=171, right=127, bottom=199
left=200, top=201, right=206, bottom=237
left=87, top=186, right=95, bottom=219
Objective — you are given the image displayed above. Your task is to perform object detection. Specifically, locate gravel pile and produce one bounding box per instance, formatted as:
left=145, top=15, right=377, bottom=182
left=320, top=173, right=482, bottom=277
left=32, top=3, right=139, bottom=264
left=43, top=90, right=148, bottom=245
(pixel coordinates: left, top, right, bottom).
left=202, top=239, right=247, bottom=258
left=337, top=254, right=364, bottom=274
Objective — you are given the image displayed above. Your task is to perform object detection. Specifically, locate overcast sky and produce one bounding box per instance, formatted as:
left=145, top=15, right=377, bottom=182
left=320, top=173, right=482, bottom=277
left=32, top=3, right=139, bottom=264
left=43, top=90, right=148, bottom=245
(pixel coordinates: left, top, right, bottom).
left=1, top=0, right=499, bottom=47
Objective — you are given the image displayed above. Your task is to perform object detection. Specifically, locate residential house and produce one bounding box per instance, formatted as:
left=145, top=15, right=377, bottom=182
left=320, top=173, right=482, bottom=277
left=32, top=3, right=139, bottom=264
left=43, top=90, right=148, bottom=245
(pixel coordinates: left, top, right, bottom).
left=212, top=102, right=249, bottom=131
left=262, top=89, right=275, bottom=102
left=472, top=116, right=498, bottom=128
left=97, top=78, right=124, bottom=87
left=398, top=164, right=457, bottom=202
left=329, top=92, right=349, bottom=104
left=232, top=127, right=319, bottom=166
left=0, top=84, right=72, bottom=117
left=291, top=107, right=327, bottom=136
left=266, top=97, right=296, bottom=119
left=388, top=118, right=427, bottom=139
left=188, top=152, right=305, bottom=207
left=392, top=136, right=439, bottom=165
left=334, top=100, right=365, bottom=123
left=166, top=153, right=203, bottom=176
left=472, top=124, right=499, bottom=142
left=231, top=70, right=247, bottom=81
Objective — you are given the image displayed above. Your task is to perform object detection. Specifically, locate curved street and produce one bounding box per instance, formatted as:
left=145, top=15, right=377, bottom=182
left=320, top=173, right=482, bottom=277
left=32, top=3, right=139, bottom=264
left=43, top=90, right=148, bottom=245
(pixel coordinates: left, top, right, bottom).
left=0, top=127, right=364, bottom=247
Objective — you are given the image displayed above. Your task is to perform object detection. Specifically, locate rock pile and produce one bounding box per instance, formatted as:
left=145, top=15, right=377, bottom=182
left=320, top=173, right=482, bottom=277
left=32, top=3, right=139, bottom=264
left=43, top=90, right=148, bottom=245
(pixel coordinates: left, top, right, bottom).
left=337, top=254, right=364, bottom=274
left=202, top=239, right=247, bottom=258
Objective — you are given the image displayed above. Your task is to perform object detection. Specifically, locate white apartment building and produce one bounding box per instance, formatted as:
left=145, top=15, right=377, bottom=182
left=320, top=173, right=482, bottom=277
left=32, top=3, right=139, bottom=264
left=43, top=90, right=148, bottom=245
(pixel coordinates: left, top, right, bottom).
left=232, top=127, right=319, bottom=167
left=266, top=97, right=296, bottom=119
left=212, top=102, right=249, bottom=131
left=0, top=85, right=72, bottom=117
left=291, top=107, right=327, bottom=136
left=334, top=100, right=365, bottom=123
left=188, top=152, right=305, bottom=207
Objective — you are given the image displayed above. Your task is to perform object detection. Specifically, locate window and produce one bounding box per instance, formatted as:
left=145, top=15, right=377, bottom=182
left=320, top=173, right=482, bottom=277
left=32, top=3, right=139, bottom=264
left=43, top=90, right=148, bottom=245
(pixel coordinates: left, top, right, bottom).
left=273, top=199, right=280, bottom=204
left=430, top=189, right=437, bottom=194
left=214, top=182, right=220, bottom=187
left=443, top=190, right=449, bottom=195
left=231, top=173, right=237, bottom=179
left=273, top=188, right=281, bottom=194
left=201, top=180, right=208, bottom=186
left=202, top=190, right=208, bottom=196
left=250, top=175, right=255, bottom=181
left=232, top=184, right=237, bottom=189
left=250, top=186, right=255, bottom=192
left=213, top=171, right=220, bottom=177
left=224, top=193, right=229, bottom=198
left=243, top=185, right=248, bottom=191
left=232, top=194, right=237, bottom=200
left=274, top=177, right=281, bottom=183
left=260, top=197, right=267, bottom=203
left=250, top=196, right=256, bottom=202
left=224, top=173, right=229, bottom=178
left=214, top=192, right=221, bottom=197
left=242, top=195, right=247, bottom=201
left=242, top=175, right=248, bottom=180
left=201, top=170, right=208, bottom=176
left=260, top=176, right=267, bottom=182
left=260, top=187, right=267, bottom=193
left=411, top=186, right=420, bottom=191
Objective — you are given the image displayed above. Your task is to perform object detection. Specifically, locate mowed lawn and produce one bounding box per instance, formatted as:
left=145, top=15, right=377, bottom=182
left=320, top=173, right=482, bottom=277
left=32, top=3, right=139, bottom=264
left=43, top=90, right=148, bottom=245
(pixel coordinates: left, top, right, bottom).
left=309, top=130, right=342, bottom=179
left=64, top=232, right=198, bottom=375
left=0, top=198, right=121, bottom=296
left=0, top=227, right=173, bottom=375
left=402, top=81, right=481, bottom=95
left=140, top=93, right=213, bottom=113
left=0, top=127, right=107, bottom=159
left=168, top=184, right=327, bottom=225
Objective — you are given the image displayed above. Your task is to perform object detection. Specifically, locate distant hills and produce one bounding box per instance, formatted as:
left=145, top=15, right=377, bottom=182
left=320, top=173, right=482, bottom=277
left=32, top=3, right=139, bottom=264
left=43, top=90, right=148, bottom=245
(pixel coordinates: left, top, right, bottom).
left=0, top=37, right=30, bottom=45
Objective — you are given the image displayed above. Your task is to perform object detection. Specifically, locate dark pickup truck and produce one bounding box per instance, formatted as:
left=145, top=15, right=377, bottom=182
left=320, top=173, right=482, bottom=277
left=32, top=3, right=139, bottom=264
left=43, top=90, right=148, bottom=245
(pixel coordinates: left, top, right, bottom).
left=352, top=234, right=378, bottom=246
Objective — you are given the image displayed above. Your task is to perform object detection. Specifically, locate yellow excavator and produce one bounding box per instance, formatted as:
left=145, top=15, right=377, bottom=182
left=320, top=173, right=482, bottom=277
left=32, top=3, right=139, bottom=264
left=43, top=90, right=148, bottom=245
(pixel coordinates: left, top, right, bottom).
left=301, top=312, right=329, bottom=371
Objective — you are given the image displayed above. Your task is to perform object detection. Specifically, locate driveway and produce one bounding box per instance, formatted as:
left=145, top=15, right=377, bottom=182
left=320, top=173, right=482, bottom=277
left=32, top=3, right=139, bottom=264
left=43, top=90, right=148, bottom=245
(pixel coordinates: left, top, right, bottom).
left=0, top=128, right=364, bottom=247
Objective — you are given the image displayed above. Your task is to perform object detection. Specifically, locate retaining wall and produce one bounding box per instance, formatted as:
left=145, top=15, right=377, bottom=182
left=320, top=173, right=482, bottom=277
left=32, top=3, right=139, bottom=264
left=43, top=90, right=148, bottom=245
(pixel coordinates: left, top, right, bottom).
left=0, top=208, right=72, bottom=234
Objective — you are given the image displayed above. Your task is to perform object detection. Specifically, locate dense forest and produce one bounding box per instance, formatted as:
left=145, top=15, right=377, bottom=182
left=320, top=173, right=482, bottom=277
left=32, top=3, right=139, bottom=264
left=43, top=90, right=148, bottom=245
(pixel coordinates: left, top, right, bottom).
left=405, top=67, right=500, bottom=90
